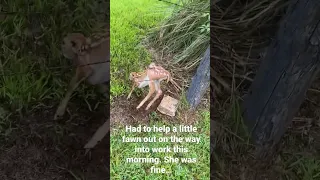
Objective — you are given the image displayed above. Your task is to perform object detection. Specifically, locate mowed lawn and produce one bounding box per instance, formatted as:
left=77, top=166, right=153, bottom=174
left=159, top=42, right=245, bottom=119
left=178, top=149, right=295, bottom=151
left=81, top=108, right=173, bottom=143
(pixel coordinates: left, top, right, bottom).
left=111, top=111, right=210, bottom=179
left=110, top=0, right=171, bottom=97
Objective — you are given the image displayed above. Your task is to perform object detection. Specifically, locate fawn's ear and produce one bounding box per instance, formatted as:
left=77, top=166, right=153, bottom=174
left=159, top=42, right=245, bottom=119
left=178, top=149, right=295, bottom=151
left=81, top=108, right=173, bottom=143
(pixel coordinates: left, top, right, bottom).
left=61, top=36, right=77, bottom=59
left=148, top=62, right=156, bottom=68
left=129, top=72, right=137, bottom=80
left=86, top=37, right=91, bottom=45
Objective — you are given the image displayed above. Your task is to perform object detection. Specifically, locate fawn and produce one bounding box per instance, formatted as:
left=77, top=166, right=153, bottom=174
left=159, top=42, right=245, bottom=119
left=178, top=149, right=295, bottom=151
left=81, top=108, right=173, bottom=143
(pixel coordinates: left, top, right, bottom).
left=127, top=63, right=180, bottom=110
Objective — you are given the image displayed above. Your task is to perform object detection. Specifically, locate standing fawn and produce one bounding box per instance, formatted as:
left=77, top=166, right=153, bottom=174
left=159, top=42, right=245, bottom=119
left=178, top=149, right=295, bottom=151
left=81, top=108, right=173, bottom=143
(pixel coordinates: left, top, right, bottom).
left=54, top=32, right=110, bottom=120
left=127, top=63, right=181, bottom=110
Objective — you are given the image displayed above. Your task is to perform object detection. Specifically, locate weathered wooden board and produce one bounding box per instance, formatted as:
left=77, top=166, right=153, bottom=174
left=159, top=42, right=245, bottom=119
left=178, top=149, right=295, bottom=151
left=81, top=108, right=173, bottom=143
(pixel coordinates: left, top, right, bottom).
left=242, top=0, right=320, bottom=158
left=186, top=47, right=210, bottom=109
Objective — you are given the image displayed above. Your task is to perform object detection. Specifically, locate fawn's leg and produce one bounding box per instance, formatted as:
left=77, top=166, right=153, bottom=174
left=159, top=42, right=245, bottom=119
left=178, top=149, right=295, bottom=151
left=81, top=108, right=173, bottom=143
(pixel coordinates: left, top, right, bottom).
left=98, top=83, right=109, bottom=99
left=127, top=83, right=136, bottom=99
left=145, top=80, right=162, bottom=110
left=136, top=81, right=155, bottom=109
left=54, top=67, right=92, bottom=120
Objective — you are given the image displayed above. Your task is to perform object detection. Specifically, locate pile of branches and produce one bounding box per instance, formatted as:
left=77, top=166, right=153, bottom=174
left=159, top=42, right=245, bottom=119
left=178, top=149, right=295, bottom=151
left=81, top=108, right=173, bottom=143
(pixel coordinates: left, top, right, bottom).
left=211, top=0, right=289, bottom=99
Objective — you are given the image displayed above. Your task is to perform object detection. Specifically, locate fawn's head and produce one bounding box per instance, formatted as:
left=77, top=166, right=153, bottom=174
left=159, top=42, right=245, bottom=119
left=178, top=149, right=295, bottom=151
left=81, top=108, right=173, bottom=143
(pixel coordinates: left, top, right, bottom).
left=148, top=62, right=156, bottom=69
left=129, top=71, right=147, bottom=81
left=61, top=33, right=91, bottom=59
left=129, top=72, right=138, bottom=81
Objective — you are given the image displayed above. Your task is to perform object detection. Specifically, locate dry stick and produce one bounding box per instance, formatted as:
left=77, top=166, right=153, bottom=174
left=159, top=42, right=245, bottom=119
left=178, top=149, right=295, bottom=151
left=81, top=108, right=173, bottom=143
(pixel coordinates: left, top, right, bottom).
left=244, top=41, right=254, bottom=73
left=89, top=37, right=109, bottom=48
left=56, top=166, right=82, bottom=180
left=212, top=70, right=231, bottom=92
left=219, top=123, right=246, bottom=142
left=170, top=78, right=182, bottom=91
left=241, top=0, right=282, bottom=24
left=211, top=80, right=222, bottom=95
left=167, top=90, right=176, bottom=96
left=220, top=0, right=238, bottom=19
left=235, top=76, right=252, bottom=93
left=231, top=49, right=236, bottom=96
left=308, top=88, right=320, bottom=94
left=292, top=117, right=314, bottom=122
left=223, top=73, right=254, bottom=82
left=213, top=55, right=256, bottom=65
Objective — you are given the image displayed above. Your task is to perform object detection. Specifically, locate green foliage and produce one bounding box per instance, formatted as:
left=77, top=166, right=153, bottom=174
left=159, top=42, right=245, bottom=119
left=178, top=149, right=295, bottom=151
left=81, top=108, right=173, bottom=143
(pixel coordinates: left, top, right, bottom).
left=146, top=0, right=210, bottom=70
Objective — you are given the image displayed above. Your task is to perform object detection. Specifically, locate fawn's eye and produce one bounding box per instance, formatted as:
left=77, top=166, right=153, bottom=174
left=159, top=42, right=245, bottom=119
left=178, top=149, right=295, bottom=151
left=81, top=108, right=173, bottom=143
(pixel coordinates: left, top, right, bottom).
left=71, top=41, right=76, bottom=47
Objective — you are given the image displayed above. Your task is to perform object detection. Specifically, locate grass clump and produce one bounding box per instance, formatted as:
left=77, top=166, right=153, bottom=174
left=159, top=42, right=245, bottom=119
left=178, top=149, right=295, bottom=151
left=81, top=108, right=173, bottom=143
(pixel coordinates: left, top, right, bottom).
left=146, top=0, right=210, bottom=70
left=211, top=0, right=289, bottom=95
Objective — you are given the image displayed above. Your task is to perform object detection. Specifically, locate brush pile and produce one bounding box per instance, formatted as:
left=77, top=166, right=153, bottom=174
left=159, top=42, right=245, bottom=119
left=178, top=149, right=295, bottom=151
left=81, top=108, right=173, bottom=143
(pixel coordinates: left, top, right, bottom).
left=211, top=0, right=289, bottom=99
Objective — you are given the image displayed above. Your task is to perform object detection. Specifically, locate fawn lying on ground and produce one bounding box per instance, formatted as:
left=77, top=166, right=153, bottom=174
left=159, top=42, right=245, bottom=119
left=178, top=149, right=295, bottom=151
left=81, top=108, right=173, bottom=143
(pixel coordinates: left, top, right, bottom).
left=54, top=32, right=110, bottom=120
left=127, top=63, right=181, bottom=110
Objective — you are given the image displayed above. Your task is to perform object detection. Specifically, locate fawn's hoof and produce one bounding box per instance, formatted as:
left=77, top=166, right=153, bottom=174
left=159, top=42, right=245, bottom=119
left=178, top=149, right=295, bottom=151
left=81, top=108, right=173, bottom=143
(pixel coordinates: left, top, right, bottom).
left=54, top=107, right=65, bottom=120
left=53, top=114, right=62, bottom=120
left=54, top=113, right=63, bottom=120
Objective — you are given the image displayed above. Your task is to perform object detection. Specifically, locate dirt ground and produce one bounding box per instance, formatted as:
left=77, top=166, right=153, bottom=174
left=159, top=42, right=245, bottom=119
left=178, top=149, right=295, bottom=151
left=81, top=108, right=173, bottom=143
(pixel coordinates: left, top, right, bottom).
left=110, top=95, right=158, bottom=127
left=110, top=94, right=203, bottom=129
left=212, top=73, right=320, bottom=179
left=0, top=99, right=109, bottom=180
left=110, top=84, right=183, bottom=128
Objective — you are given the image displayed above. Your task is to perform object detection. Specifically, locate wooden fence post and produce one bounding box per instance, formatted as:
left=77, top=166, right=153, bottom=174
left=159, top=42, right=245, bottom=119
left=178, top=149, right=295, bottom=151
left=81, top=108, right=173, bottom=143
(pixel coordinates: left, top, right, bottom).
left=242, top=0, right=320, bottom=158
left=186, top=47, right=210, bottom=109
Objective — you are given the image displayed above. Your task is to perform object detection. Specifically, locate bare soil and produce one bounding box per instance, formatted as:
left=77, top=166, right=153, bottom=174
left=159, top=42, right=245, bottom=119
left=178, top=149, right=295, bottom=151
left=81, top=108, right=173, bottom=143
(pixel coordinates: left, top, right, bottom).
left=0, top=100, right=109, bottom=180
left=110, top=91, right=183, bottom=128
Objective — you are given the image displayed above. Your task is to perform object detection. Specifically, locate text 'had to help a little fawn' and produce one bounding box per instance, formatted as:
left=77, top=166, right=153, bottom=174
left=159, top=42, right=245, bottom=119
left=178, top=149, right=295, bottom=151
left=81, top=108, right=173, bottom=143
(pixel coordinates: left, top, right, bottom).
left=125, top=125, right=197, bottom=133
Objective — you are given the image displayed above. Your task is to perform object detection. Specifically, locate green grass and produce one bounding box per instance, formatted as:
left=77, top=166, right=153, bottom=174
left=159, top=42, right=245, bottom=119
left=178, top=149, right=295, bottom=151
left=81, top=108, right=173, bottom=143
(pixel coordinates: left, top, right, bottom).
left=111, top=111, right=210, bottom=179
left=0, top=0, right=107, bottom=136
left=282, top=154, right=320, bottom=180
left=110, top=0, right=173, bottom=97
